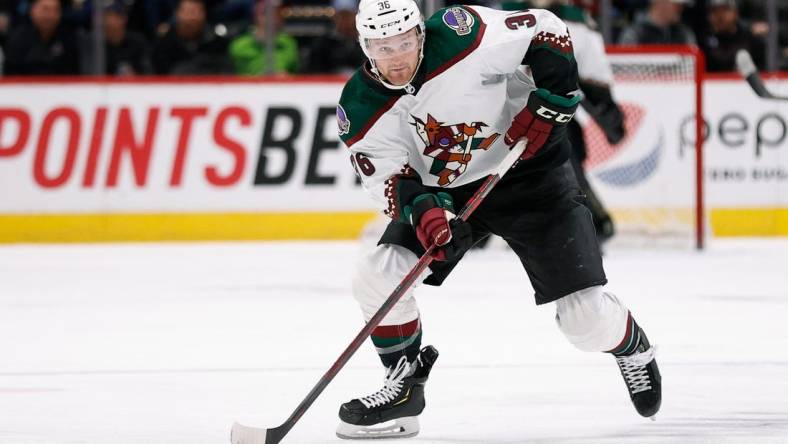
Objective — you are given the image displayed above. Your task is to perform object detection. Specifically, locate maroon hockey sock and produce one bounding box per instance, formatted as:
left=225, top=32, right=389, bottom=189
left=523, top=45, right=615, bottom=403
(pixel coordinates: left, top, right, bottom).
left=608, top=312, right=642, bottom=357
left=371, top=318, right=422, bottom=367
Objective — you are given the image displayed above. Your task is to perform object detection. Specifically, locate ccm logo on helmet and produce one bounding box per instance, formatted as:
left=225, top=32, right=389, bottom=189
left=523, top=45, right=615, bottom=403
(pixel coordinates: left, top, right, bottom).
left=536, top=106, right=574, bottom=123
left=380, top=19, right=402, bottom=28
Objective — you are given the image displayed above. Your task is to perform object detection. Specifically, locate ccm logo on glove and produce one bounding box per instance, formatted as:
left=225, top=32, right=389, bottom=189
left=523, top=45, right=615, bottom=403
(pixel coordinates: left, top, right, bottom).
left=535, top=106, right=574, bottom=123
left=505, top=88, right=581, bottom=160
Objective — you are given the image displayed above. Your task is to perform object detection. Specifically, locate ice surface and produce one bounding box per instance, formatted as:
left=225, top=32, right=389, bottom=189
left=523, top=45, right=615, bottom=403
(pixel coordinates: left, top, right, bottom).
left=1, top=239, right=787, bottom=444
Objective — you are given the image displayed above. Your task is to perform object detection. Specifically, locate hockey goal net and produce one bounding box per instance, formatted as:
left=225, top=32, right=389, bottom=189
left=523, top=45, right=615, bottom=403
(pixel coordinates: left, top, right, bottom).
left=581, top=45, right=705, bottom=249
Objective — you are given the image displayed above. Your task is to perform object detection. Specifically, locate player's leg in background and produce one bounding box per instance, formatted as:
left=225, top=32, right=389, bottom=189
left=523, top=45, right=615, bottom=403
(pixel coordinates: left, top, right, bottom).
left=567, top=120, right=615, bottom=244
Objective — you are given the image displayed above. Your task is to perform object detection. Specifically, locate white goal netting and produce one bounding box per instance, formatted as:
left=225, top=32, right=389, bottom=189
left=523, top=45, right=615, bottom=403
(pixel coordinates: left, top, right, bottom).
left=581, top=46, right=704, bottom=249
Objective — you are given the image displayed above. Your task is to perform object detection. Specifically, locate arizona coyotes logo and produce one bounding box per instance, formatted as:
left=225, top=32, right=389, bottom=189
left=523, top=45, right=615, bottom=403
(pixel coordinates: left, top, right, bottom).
left=411, top=114, right=499, bottom=186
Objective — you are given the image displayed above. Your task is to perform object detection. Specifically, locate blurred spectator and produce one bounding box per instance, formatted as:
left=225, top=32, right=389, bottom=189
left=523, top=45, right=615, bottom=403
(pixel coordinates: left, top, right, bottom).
left=61, top=0, right=93, bottom=29
left=735, top=1, right=770, bottom=45
left=129, top=0, right=178, bottom=39
left=128, top=0, right=240, bottom=39
left=618, top=0, right=696, bottom=45
left=210, top=0, right=255, bottom=27
left=771, top=0, right=788, bottom=70
left=82, top=0, right=152, bottom=75
left=3, top=0, right=94, bottom=29
left=614, top=0, right=651, bottom=19
left=700, top=0, right=766, bottom=72
left=0, top=1, right=10, bottom=47
left=3, top=0, right=81, bottom=75
left=303, top=0, right=364, bottom=74
left=228, top=0, right=299, bottom=75
left=0, top=0, right=5, bottom=74
left=152, top=0, right=233, bottom=74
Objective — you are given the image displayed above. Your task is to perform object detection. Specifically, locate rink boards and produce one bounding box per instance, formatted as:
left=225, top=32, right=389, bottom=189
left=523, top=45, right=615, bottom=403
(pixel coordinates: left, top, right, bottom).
left=0, top=75, right=786, bottom=242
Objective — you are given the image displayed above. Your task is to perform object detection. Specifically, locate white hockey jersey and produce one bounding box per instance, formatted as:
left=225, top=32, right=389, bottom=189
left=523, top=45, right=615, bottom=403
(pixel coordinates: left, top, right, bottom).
left=566, top=20, right=614, bottom=86
left=337, top=6, right=575, bottom=220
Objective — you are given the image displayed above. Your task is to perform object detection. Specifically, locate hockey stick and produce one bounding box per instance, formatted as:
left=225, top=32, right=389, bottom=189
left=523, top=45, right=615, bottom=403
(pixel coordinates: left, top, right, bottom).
left=231, top=139, right=527, bottom=444
left=735, top=49, right=788, bottom=101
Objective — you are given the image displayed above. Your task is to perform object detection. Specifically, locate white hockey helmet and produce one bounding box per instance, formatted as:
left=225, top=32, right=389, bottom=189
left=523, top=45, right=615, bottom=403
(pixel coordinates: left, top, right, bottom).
left=356, top=0, right=425, bottom=90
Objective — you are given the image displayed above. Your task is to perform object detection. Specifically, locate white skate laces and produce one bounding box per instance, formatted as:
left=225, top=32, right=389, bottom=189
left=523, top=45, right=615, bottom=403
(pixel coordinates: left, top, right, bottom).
left=359, top=356, right=413, bottom=408
left=616, top=345, right=657, bottom=394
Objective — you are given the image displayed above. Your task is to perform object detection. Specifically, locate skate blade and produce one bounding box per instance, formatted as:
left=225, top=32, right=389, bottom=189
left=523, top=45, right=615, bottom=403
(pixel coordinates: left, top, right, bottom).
left=336, top=416, right=419, bottom=440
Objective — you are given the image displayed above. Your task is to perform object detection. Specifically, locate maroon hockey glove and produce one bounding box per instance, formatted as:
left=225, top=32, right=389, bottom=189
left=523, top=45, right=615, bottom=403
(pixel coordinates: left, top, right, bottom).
left=416, top=206, right=452, bottom=249
left=504, top=88, right=581, bottom=160
left=408, top=193, right=473, bottom=262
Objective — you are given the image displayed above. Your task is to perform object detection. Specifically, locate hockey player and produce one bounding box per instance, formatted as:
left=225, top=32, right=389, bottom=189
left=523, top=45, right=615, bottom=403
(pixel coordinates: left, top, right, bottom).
left=529, top=0, right=625, bottom=244
left=335, top=0, right=660, bottom=439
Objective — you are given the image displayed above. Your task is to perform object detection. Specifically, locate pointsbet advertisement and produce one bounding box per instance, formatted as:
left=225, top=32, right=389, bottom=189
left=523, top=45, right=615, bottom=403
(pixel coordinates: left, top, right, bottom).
left=0, top=80, right=377, bottom=241
left=0, top=76, right=785, bottom=241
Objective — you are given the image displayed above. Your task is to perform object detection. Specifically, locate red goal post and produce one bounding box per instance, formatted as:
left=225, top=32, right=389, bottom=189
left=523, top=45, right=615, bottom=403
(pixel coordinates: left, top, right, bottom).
left=581, top=45, right=706, bottom=249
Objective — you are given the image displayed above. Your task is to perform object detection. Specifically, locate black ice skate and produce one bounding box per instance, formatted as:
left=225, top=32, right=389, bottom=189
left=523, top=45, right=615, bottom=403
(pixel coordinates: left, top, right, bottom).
left=615, top=328, right=661, bottom=419
left=336, top=345, right=439, bottom=440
